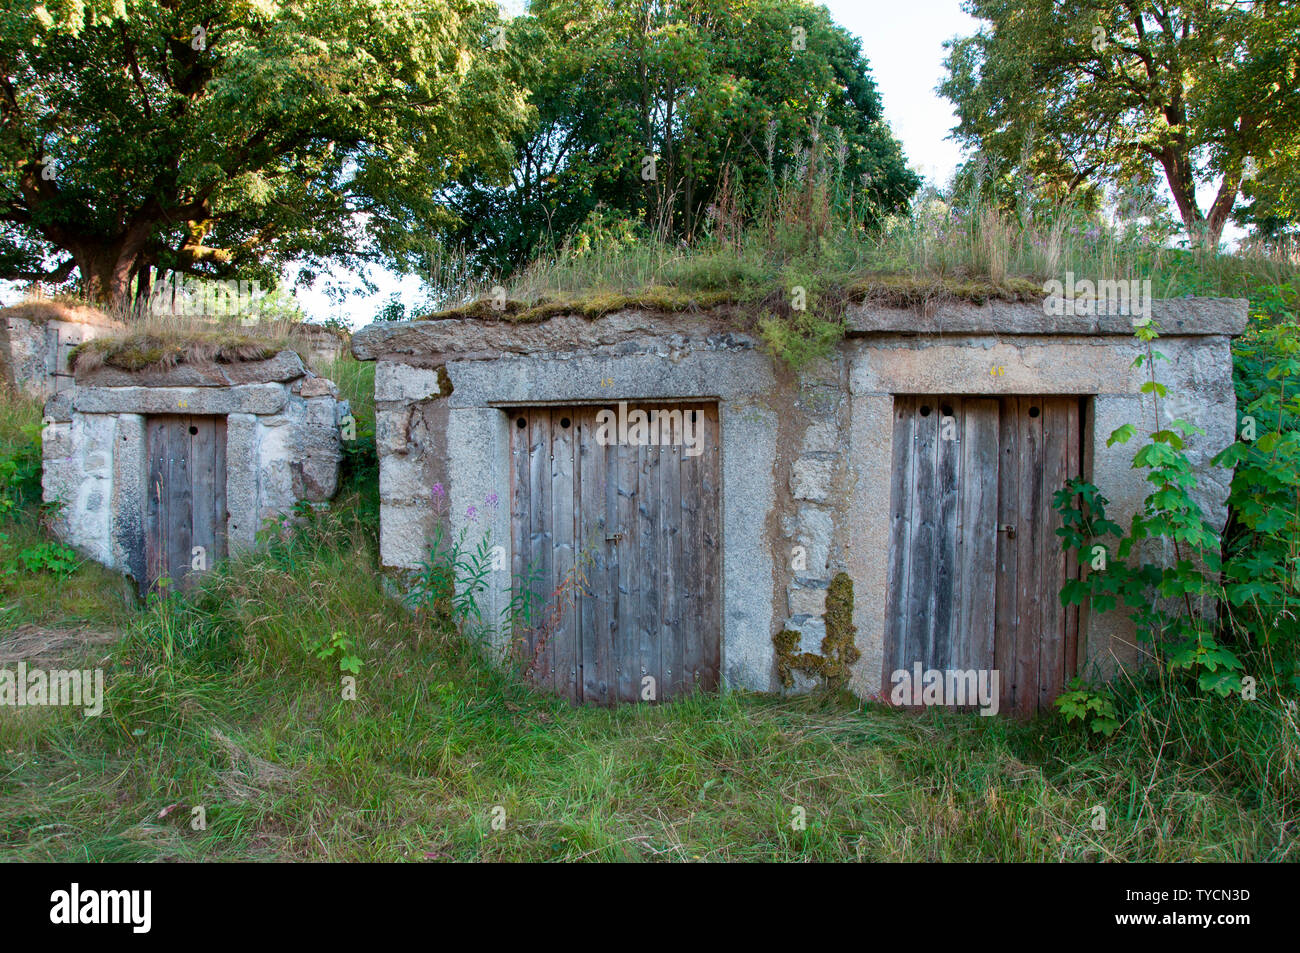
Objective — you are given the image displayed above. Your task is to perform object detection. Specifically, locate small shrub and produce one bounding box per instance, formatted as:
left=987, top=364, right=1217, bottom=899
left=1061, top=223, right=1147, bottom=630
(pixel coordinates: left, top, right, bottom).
left=3, top=539, right=81, bottom=578
left=307, top=629, right=362, bottom=674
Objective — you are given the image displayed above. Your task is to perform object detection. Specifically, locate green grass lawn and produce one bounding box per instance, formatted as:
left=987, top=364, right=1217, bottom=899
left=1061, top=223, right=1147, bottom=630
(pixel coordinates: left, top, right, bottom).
left=1, top=483, right=1293, bottom=861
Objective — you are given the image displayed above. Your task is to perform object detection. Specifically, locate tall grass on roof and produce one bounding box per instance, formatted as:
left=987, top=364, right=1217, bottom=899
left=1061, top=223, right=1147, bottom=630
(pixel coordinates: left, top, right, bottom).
left=414, top=134, right=1298, bottom=371
left=67, top=310, right=327, bottom=374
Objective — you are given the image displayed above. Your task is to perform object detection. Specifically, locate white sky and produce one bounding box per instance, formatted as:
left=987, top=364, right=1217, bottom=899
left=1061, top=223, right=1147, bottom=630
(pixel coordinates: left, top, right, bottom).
left=831, top=0, right=976, bottom=189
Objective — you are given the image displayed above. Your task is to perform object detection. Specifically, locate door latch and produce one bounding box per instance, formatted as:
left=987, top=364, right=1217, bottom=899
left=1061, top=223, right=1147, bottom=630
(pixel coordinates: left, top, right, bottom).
left=997, top=523, right=1016, bottom=539
left=605, top=532, right=624, bottom=542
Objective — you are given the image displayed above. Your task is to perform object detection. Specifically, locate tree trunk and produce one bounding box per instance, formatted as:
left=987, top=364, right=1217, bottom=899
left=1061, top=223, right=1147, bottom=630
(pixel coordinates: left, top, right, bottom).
left=1158, top=147, right=1209, bottom=246
left=72, top=219, right=157, bottom=311
left=1205, top=173, right=1242, bottom=248
left=73, top=248, right=127, bottom=307
left=1157, top=146, right=1242, bottom=248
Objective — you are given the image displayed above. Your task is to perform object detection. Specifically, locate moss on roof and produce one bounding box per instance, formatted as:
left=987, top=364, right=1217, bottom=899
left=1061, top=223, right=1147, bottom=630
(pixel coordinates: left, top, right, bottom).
left=418, top=274, right=1047, bottom=324
left=421, top=287, right=740, bottom=323
left=71, top=331, right=288, bottom=373
left=844, top=273, right=1045, bottom=307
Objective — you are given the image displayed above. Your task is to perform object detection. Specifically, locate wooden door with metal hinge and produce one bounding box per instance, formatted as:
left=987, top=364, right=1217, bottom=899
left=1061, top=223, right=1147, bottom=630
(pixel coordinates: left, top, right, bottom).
left=144, top=415, right=228, bottom=594
left=883, top=395, right=1083, bottom=714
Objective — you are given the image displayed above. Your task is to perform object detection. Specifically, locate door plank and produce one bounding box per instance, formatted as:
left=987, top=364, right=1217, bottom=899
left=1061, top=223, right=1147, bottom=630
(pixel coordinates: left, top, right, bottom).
left=145, top=418, right=167, bottom=592
left=600, top=410, right=621, bottom=702
left=615, top=412, right=639, bottom=702
left=637, top=417, right=661, bottom=700
left=166, top=417, right=193, bottom=590
left=579, top=407, right=613, bottom=704
left=932, top=398, right=962, bottom=670
left=510, top=411, right=532, bottom=669
left=905, top=398, right=940, bottom=673
left=958, top=398, right=1000, bottom=672
left=213, top=417, right=228, bottom=561
left=528, top=411, right=554, bottom=687
left=569, top=409, right=585, bottom=703
left=1038, top=398, right=1071, bottom=709
left=551, top=408, right=578, bottom=700
left=190, top=417, right=217, bottom=577
left=1063, top=399, right=1082, bottom=683
left=995, top=397, right=1021, bottom=713
left=661, top=408, right=684, bottom=699
left=1014, top=400, right=1045, bottom=716
left=883, top=396, right=917, bottom=686
left=680, top=406, right=706, bottom=695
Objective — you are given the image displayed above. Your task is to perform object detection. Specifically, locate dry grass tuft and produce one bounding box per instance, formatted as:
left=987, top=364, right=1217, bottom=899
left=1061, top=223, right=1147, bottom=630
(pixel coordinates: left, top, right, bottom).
left=210, top=728, right=299, bottom=802
left=0, top=623, right=119, bottom=666
left=0, top=297, right=123, bottom=328
left=67, top=310, right=332, bottom=373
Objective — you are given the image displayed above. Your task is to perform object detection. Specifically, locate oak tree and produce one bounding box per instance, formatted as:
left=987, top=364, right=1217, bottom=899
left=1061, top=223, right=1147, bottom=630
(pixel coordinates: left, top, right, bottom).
left=0, top=0, right=526, bottom=306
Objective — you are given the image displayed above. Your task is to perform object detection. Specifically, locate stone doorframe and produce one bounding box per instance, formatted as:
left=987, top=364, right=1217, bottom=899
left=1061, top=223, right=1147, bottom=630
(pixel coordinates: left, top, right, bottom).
left=42, top=351, right=346, bottom=586
left=844, top=331, right=1238, bottom=696
left=377, top=343, right=783, bottom=691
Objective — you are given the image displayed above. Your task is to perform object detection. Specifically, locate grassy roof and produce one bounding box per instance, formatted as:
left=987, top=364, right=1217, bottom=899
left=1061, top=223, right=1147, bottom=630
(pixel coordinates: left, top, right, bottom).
left=0, top=297, right=123, bottom=328
left=421, top=274, right=1046, bottom=324
left=70, top=331, right=288, bottom=373
left=67, top=314, right=336, bottom=374
left=413, top=201, right=1295, bottom=335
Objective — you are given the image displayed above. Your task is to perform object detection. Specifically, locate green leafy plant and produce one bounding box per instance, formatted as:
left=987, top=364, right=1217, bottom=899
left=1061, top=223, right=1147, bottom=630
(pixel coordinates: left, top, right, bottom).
left=2, top=539, right=81, bottom=579
left=1213, top=281, right=1300, bottom=674
left=0, top=422, right=43, bottom=517
left=308, top=629, right=362, bottom=674
left=1054, top=679, right=1121, bottom=736
left=407, top=486, right=502, bottom=629
left=1054, top=321, right=1244, bottom=733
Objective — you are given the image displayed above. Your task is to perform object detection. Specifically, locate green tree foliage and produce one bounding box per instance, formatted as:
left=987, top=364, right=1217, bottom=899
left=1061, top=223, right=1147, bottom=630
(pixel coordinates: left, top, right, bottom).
left=442, top=0, right=920, bottom=275
left=1214, top=280, right=1300, bottom=662
left=0, top=0, right=527, bottom=306
left=941, top=0, right=1300, bottom=246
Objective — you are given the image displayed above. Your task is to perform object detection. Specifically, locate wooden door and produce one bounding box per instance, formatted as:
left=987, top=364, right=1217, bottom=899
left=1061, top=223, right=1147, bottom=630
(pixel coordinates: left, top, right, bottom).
left=145, top=415, right=228, bottom=593
left=883, top=396, right=1082, bottom=714
left=509, top=404, right=721, bottom=704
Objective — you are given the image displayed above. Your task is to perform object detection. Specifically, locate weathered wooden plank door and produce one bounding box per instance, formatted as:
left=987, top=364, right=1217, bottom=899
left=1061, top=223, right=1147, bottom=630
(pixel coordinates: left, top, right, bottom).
left=509, top=404, right=721, bottom=704
left=883, top=396, right=1082, bottom=714
left=145, top=415, right=228, bottom=593
left=48, top=321, right=82, bottom=394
